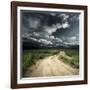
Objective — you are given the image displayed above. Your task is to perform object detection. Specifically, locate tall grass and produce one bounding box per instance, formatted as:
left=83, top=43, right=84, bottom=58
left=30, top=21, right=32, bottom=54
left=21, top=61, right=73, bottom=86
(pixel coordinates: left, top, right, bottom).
left=58, top=49, right=79, bottom=68
left=22, top=49, right=79, bottom=76
left=22, top=49, right=59, bottom=76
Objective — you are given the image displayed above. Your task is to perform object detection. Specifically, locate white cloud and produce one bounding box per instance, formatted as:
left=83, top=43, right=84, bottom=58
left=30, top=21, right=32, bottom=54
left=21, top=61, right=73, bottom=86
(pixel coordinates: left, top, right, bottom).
left=22, top=33, right=32, bottom=38
left=56, top=37, right=63, bottom=42
left=38, top=39, right=53, bottom=45
left=56, top=23, right=62, bottom=29
left=43, top=21, right=70, bottom=37
left=44, top=34, right=50, bottom=38
left=49, top=35, right=55, bottom=39
left=58, top=14, right=69, bottom=21
left=29, top=36, right=54, bottom=45
left=33, top=32, right=40, bottom=37
left=43, top=23, right=63, bottom=36
left=69, top=36, right=76, bottom=40
left=64, top=41, right=76, bottom=45
left=44, top=25, right=57, bottom=35
left=50, top=13, right=56, bottom=16
left=64, top=36, right=78, bottom=45
left=62, top=22, right=70, bottom=29
left=64, top=42, right=69, bottom=45
left=28, top=18, right=40, bottom=29
left=30, top=37, right=37, bottom=41
left=55, top=43, right=60, bottom=46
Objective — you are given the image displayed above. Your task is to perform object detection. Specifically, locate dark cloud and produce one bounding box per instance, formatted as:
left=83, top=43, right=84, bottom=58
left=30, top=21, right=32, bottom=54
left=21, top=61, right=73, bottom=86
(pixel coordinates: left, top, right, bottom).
left=21, top=10, right=80, bottom=48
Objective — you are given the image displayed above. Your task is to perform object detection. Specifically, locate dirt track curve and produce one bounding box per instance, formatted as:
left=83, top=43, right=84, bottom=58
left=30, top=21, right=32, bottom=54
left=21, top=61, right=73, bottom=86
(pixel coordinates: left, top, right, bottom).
left=25, top=52, right=79, bottom=77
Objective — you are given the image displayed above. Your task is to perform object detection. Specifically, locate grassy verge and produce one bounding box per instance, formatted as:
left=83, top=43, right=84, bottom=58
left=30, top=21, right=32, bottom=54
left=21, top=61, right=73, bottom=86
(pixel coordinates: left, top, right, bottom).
left=22, top=49, right=79, bottom=76
left=22, top=49, right=59, bottom=76
left=58, top=49, right=79, bottom=68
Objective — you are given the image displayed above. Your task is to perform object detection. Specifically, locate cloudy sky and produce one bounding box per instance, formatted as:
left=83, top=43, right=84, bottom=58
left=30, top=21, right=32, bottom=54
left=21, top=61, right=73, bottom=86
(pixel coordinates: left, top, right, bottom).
left=21, top=10, right=80, bottom=47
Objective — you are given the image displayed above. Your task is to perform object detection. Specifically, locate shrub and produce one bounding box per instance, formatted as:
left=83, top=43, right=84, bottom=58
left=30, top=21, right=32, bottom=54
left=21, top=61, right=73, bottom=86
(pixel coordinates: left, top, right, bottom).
left=58, top=50, right=79, bottom=69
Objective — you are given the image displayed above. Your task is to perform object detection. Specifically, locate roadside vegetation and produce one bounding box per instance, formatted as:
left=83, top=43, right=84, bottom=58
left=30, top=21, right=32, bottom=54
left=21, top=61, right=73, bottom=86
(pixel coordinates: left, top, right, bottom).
left=58, top=49, right=79, bottom=68
left=22, top=49, right=59, bottom=76
left=22, top=49, right=79, bottom=76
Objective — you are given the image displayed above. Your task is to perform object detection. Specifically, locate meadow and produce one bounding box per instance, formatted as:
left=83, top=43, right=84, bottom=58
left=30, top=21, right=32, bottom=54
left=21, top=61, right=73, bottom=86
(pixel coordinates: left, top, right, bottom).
left=22, top=49, right=79, bottom=76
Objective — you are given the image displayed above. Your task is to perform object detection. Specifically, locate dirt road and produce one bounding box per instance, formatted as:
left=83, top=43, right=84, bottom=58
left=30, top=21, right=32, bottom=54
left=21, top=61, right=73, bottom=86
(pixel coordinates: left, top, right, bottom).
left=25, top=52, right=79, bottom=77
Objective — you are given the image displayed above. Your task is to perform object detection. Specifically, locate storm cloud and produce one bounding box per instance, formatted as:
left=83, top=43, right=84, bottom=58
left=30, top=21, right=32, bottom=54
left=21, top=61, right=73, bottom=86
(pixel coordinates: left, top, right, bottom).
left=21, top=10, right=80, bottom=48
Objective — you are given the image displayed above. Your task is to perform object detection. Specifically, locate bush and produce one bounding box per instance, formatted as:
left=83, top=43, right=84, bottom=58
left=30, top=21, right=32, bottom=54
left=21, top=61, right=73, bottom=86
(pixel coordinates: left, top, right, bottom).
left=58, top=50, right=79, bottom=69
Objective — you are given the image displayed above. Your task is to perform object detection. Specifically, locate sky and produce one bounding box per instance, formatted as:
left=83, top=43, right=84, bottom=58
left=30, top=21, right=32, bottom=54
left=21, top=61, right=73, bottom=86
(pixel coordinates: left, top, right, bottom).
left=21, top=10, right=80, bottom=48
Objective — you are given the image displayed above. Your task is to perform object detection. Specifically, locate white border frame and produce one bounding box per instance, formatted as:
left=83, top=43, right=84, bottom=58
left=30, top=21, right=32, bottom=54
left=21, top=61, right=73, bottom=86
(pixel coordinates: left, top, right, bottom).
left=17, top=6, right=84, bottom=84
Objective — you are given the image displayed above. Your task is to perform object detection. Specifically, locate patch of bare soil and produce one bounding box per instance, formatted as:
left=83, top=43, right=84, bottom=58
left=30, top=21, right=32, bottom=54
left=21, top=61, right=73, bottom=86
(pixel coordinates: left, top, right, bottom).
left=25, top=51, right=79, bottom=77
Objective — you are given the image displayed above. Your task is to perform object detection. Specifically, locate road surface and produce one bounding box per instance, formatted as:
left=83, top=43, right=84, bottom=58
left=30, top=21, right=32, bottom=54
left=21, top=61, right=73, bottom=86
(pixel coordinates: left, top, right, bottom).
left=24, top=52, right=79, bottom=77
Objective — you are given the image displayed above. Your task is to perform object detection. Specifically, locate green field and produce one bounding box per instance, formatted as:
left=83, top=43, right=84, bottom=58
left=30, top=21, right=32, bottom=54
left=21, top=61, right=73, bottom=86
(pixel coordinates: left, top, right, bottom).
left=22, top=49, right=79, bottom=76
